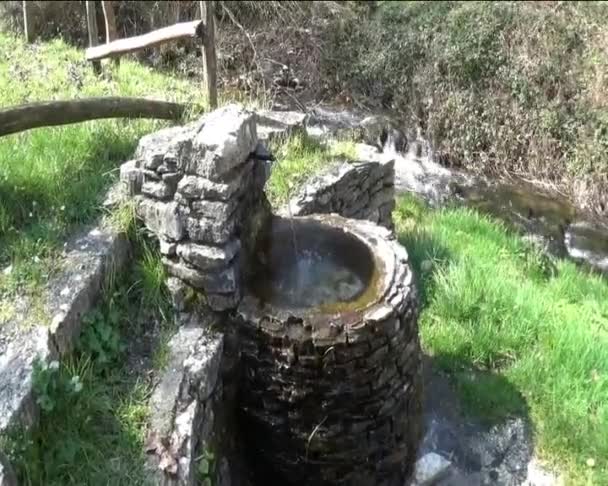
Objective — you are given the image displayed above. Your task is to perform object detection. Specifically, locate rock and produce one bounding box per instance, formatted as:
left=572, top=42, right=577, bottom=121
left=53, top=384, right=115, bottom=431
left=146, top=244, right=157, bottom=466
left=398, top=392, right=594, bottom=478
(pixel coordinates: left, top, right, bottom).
left=142, top=180, right=176, bottom=200
left=205, top=291, right=242, bottom=312
left=256, top=110, right=307, bottom=142
left=359, top=115, right=408, bottom=153
left=184, top=333, right=224, bottom=402
left=185, top=216, right=237, bottom=245
left=146, top=322, right=226, bottom=486
left=136, top=198, right=185, bottom=241
left=413, top=453, right=452, bottom=486
left=166, top=277, right=191, bottom=312
left=176, top=240, right=240, bottom=271
left=284, top=158, right=395, bottom=230
left=149, top=327, right=206, bottom=439
left=160, top=239, right=177, bottom=256
left=251, top=141, right=275, bottom=161
left=192, top=105, right=257, bottom=180
left=119, top=160, right=143, bottom=196
left=135, top=125, right=192, bottom=170
left=177, top=161, right=252, bottom=202
left=191, top=199, right=238, bottom=221
left=163, top=258, right=239, bottom=293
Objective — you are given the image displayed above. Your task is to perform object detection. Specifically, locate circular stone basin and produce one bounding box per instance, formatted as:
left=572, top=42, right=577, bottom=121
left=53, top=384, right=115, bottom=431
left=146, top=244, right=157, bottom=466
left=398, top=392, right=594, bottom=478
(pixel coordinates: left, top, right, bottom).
left=251, top=217, right=378, bottom=309
left=236, top=214, right=422, bottom=486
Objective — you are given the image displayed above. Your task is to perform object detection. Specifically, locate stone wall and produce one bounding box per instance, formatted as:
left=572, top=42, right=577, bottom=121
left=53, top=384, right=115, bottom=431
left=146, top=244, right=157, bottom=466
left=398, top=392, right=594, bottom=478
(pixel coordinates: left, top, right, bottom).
left=120, top=105, right=271, bottom=312
left=144, top=313, right=234, bottom=486
left=285, top=154, right=396, bottom=231
left=235, top=215, right=422, bottom=485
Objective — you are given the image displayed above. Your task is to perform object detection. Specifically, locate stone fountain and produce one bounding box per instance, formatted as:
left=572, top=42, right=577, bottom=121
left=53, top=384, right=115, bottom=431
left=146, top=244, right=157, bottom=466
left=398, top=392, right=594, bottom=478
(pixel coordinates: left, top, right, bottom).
left=120, top=104, right=422, bottom=486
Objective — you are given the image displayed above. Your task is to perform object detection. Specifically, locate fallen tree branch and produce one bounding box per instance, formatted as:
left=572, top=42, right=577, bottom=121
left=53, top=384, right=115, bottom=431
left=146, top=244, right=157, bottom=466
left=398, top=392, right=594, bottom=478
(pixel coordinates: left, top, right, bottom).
left=86, top=20, right=203, bottom=61
left=0, top=97, right=189, bottom=137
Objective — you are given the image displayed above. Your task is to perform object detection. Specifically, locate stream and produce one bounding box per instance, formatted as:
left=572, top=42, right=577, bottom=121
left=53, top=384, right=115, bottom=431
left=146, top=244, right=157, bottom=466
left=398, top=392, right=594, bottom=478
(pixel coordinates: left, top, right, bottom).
left=391, top=143, right=608, bottom=275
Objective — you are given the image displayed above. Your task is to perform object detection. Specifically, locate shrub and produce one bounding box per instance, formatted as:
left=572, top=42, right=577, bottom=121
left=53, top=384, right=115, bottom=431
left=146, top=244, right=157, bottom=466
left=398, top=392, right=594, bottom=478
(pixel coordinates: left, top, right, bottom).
left=323, top=1, right=608, bottom=214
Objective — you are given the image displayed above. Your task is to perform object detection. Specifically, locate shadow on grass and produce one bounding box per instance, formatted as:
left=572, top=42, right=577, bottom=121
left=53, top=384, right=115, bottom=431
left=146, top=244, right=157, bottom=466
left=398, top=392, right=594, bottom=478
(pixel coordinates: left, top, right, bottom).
left=421, top=354, right=534, bottom=482
left=0, top=122, right=145, bottom=288
left=397, top=229, right=451, bottom=308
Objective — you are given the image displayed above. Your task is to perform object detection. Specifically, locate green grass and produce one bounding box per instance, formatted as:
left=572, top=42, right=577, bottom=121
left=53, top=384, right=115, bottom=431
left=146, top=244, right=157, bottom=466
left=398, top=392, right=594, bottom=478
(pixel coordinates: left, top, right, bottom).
left=266, top=133, right=358, bottom=207
left=0, top=32, right=202, bottom=302
left=2, top=240, right=172, bottom=485
left=395, top=195, right=608, bottom=484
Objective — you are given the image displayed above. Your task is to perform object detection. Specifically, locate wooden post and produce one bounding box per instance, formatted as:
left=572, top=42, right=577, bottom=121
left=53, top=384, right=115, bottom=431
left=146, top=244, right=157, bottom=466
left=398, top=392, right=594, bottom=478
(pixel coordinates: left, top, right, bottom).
left=101, top=0, right=119, bottom=66
left=199, top=1, right=218, bottom=109
left=86, top=1, right=101, bottom=74
left=22, top=1, right=35, bottom=43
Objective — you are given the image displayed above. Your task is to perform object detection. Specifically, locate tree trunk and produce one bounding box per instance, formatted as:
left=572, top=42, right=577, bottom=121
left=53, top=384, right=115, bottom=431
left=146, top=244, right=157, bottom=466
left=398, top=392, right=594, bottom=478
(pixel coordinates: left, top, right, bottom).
left=22, top=1, right=34, bottom=43
left=101, top=0, right=119, bottom=66
left=86, top=1, right=102, bottom=73
left=173, top=1, right=182, bottom=23
left=0, top=98, right=188, bottom=137
left=200, top=1, right=218, bottom=109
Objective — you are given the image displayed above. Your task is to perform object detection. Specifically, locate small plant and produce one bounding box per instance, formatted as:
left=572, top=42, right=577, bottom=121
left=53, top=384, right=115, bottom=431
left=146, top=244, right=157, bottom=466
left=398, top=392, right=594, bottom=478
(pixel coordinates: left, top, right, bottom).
left=196, top=447, right=216, bottom=486
left=31, top=359, right=84, bottom=413
left=77, top=297, right=125, bottom=370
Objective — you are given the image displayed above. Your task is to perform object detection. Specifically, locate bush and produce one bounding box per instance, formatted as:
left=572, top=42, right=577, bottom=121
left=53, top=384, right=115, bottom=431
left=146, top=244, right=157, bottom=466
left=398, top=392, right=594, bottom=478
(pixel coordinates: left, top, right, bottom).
left=323, top=1, right=608, bottom=214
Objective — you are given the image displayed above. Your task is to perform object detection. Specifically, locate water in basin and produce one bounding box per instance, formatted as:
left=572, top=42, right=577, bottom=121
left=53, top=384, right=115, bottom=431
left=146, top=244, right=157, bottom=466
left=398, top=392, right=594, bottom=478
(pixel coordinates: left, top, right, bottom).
left=273, top=247, right=366, bottom=308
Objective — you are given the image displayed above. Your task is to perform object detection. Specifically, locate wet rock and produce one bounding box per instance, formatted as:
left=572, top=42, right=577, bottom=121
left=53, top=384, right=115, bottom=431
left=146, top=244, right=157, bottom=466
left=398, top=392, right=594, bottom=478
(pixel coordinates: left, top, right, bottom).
left=413, top=453, right=452, bottom=485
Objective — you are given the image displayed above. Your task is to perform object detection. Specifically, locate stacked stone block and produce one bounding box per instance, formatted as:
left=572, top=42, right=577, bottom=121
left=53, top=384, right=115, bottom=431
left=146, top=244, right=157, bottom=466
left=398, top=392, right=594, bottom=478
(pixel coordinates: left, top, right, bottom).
left=286, top=159, right=396, bottom=230
left=235, top=216, right=422, bottom=486
left=120, top=104, right=270, bottom=311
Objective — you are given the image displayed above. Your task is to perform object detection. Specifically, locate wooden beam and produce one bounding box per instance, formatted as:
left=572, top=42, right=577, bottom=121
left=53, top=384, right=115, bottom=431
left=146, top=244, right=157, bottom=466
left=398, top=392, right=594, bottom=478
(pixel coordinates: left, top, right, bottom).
left=86, top=1, right=101, bottom=73
left=86, top=20, right=203, bottom=61
left=200, top=1, right=218, bottom=109
left=0, top=97, right=188, bottom=137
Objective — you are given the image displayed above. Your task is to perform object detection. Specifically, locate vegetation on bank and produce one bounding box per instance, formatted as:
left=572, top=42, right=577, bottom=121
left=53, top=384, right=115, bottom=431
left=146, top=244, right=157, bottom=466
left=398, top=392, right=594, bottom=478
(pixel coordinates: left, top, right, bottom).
left=325, top=1, right=608, bottom=213
left=0, top=33, right=202, bottom=302
left=395, top=195, right=608, bottom=484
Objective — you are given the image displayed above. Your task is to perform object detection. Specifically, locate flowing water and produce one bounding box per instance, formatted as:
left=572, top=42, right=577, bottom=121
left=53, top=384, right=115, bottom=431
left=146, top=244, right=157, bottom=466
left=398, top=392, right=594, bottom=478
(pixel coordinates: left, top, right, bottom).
left=390, top=139, right=608, bottom=275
